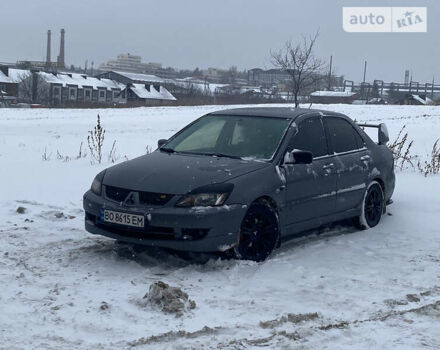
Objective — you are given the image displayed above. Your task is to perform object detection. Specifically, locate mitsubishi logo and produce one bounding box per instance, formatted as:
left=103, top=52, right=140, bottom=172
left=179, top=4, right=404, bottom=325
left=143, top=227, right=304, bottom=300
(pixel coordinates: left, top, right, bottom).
left=123, top=191, right=139, bottom=206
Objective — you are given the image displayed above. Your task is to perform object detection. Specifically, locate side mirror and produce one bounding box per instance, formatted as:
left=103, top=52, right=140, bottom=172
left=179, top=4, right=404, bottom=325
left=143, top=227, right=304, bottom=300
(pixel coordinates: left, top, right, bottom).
left=378, top=123, right=389, bottom=145
left=284, top=150, right=313, bottom=165
left=157, top=139, right=167, bottom=148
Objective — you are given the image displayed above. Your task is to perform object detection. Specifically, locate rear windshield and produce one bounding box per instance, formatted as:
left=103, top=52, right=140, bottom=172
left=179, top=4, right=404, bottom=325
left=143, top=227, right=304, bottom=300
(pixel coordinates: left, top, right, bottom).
left=164, top=115, right=290, bottom=160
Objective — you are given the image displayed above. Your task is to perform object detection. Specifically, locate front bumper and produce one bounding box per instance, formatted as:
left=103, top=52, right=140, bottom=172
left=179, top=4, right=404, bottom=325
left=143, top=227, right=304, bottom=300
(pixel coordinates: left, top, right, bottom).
left=83, top=190, right=247, bottom=252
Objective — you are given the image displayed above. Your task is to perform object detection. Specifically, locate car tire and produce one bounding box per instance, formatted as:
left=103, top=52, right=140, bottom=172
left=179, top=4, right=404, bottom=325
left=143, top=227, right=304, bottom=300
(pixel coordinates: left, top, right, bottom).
left=355, top=181, right=384, bottom=230
left=235, top=202, right=280, bottom=262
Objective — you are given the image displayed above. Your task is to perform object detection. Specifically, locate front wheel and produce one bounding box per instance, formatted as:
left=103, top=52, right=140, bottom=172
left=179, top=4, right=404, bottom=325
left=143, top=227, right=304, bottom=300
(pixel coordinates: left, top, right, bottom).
left=355, top=181, right=384, bottom=229
left=235, top=202, right=279, bottom=262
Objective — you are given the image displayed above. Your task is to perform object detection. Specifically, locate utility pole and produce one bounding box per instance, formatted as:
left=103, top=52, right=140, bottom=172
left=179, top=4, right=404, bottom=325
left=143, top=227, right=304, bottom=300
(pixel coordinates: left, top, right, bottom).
left=327, top=55, right=333, bottom=90
left=362, top=60, right=367, bottom=83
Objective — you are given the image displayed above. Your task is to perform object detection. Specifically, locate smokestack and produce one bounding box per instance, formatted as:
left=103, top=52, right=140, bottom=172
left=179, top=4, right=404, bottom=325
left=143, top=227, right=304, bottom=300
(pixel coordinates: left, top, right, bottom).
left=57, top=28, right=65, bottom=69
left=46, top=30, right=51, bottom=66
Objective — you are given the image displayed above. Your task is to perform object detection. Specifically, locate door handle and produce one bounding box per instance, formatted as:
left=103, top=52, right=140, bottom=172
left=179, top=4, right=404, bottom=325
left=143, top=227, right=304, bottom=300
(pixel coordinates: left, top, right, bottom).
left=322, top=163, right=334, bottom=170
left=360, top=155, right=371, bottom=161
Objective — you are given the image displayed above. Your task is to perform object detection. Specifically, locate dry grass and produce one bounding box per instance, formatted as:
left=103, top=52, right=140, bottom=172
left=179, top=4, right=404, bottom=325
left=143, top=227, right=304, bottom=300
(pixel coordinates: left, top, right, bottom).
left=418, top=139, right=440, bottom=176
left=388, top=125, right=415, bottom=170
left=87, top=114, right=105, bottom=164
left=388, top=125, right=439, bottom=176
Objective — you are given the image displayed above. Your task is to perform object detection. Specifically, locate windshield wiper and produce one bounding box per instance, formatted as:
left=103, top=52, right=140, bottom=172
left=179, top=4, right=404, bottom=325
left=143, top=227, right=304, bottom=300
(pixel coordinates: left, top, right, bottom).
left=160, top=147, right=176, bottom=154
left=204, top=152, right=242, bottom=160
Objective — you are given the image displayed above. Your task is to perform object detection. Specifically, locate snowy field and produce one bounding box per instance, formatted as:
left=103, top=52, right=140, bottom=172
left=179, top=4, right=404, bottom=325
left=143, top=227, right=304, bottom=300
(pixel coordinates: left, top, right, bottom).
left=0, top=104, right=439, bottom=349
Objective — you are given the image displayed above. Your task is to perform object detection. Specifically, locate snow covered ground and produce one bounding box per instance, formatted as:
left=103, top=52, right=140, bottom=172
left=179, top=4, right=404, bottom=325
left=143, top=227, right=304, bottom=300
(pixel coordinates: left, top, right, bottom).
left=0, top=104, right=439, bottom=349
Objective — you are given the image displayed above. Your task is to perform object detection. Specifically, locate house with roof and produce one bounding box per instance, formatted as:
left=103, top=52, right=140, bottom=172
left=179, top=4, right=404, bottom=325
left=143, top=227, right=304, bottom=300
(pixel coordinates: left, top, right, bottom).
left=42, top=72, right=125, bottom=105
left=0, top=66, right=29, bottom=99
left=97, top=71, right=176, bottom=104
left=15, top=70, right=126, bottom=106
left=120, top=83, right=176, bottom=104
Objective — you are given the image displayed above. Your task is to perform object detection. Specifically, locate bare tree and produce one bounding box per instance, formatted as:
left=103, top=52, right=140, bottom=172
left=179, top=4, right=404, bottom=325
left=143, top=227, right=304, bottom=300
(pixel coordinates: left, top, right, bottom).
left=18, top=72, right=51, bottom=105
left=271, top=31, right=325, bottom=107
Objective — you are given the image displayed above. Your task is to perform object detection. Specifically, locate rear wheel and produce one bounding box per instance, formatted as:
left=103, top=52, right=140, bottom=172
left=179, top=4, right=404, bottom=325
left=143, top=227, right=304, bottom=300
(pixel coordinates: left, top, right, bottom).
left=235, top=202, right=279, bottom=262
left=355, top=181, right=384, bottom=229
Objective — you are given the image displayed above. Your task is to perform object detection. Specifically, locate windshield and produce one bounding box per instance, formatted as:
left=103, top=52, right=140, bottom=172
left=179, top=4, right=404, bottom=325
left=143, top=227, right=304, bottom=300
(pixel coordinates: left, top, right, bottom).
left=163, top=115, right=290, bottom=160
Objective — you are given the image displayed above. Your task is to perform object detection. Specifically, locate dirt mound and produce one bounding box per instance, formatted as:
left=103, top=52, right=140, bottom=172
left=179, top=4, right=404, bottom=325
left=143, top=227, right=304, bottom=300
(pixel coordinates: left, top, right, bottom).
left=259, top=312, right=319, bottom=329
left=142, top=281, right=196, bottom=317
left=16, top=207, right=26, bottom=214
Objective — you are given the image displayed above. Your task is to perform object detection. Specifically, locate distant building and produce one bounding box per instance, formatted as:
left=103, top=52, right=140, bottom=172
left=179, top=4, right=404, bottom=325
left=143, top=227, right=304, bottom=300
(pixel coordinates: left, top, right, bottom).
left=3, top=68, right=176, bottom=106
left=0, top=66, right=28, bottom=98
left=120, top=84, right=176, bottom=104
left=247, top=68, right=291, bottom=86
left=387, top=91, right=434, bottom=105
left=97, top=70, right=165, bottom=85
left=16, top=70, right=125, bottom=106
left=2, top=70, right=178, bottom=106
left=99, top=54, right=162, bottom=74
left=97, top=71, right=176, bottom=104
left=201, top=67, right=225, bottom=82
left=215, top=84, right=262, bottom=96
left=16, top=60, right=57, bottom=70
left=310, top=90, right=359, bottom=104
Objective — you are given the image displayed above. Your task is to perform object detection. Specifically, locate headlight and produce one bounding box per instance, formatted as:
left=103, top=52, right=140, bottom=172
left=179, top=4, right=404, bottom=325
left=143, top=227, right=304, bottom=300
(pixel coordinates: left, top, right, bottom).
left=90, top=170, right=106, bottom=196
left=176, top=192, right=230, bottom=207
left=175, top=183, right=234, bottom=207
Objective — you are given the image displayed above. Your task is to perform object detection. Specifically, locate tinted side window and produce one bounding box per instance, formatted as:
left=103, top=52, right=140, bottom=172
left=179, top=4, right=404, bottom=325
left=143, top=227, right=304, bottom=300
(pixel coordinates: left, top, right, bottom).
left=289, top=117, right=328, bottom=158
left=353, top=128, right=365, bottom=148
left=326, top=117, right=362, bottom=153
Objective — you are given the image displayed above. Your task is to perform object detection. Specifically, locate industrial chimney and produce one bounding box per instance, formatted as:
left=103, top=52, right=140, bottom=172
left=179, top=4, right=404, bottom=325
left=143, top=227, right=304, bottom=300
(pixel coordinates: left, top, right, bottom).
left=46, top=30, right=51, bottom=66
left=57, top=28, right=65, bottom=69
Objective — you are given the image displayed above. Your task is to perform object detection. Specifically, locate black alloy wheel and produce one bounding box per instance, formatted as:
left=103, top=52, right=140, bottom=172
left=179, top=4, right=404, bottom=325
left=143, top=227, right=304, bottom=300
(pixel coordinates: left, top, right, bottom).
left=357, top=181, right=384, bottom=229
left=236, top=202, right=279, bottom=262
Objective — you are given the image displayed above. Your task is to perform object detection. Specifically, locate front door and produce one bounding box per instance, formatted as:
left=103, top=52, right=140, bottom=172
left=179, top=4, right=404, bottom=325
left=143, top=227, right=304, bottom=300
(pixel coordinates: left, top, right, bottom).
left=283, top=116, right=338, bottom=226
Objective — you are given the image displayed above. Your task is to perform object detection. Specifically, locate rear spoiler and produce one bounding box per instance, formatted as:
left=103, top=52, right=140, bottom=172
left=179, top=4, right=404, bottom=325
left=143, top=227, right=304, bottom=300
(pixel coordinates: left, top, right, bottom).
left=357, top=123, right=389, bottom=145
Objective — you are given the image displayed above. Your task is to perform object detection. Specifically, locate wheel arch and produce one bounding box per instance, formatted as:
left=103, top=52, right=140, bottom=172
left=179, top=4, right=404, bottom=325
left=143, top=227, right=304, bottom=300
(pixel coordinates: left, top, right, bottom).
left=253, top=195, right=279, bottom=213
left=372, top=177, right=385, bottom=193
left=252, top=195, right=281, bottom=247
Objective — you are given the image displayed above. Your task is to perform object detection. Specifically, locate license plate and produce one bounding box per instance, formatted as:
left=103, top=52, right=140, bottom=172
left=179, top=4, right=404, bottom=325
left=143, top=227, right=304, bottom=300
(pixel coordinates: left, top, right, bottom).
left=101, top=209, right=145, bottom=228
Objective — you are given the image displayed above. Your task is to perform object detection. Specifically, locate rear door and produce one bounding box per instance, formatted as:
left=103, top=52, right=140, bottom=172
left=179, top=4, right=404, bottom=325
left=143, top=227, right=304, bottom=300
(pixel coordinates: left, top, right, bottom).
left=324, top=116, right=371, bottom=213
left=283, top=116, right=338, bottom=226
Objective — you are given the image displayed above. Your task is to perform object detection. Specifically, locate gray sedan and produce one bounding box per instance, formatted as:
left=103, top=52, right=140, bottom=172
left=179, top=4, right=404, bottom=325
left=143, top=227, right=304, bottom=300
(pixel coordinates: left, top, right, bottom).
left=83, top=107, right=395, bottom=261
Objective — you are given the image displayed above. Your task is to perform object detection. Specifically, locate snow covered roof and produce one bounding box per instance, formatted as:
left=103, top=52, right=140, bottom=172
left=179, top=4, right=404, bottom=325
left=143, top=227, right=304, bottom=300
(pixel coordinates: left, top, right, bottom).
left=37, top=72, right=125, bottom=91
left=0, top=68, right=125, bottom=91
left=0, top=72, right=10, bottom=83
left=128, top=83, right=176, bottom=100
left=172, top=78, right=227, bottom=94
left=411, top=94, right=434, bottom=105
left=311, top=91, right=357, bottom=97
left=113, top=71, right=164, bottom=84
left=0, top=68, right=31, bottom=83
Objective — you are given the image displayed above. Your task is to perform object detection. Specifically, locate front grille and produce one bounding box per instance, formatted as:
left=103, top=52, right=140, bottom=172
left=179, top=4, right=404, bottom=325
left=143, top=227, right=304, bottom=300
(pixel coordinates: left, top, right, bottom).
left=96, top=222, right=176, bottom=240
left=105, top=186, right=130, bottom=202
left=105, top=185, right=174, bottom=206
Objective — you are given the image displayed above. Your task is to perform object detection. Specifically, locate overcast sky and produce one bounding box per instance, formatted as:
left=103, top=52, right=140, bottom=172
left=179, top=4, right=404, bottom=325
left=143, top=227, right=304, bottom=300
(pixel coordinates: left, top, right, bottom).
left=1, top=0, right=438, bottom=82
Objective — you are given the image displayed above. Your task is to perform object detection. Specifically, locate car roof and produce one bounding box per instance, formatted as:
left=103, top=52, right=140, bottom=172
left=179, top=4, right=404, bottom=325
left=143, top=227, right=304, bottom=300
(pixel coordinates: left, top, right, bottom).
left=208, top=107, right=342, bottom=120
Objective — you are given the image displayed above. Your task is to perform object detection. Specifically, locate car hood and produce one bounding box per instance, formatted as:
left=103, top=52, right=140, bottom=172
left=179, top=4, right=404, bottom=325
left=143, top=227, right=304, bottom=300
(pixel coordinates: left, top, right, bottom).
left=103, top=150, right=270, bottom=194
